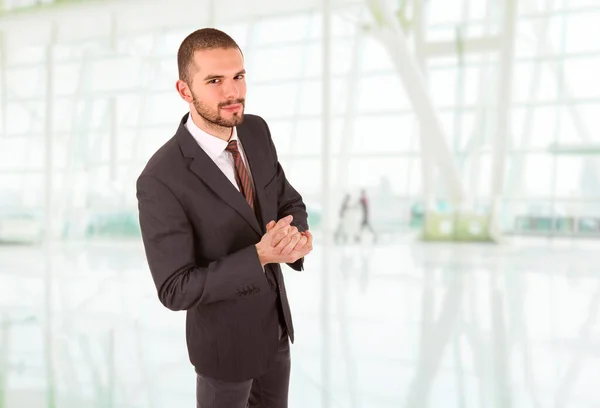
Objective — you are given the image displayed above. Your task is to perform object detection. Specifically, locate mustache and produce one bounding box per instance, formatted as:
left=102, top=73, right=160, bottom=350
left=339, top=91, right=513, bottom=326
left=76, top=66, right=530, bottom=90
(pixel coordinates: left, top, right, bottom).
left=218, top=99, right=245, bottom=108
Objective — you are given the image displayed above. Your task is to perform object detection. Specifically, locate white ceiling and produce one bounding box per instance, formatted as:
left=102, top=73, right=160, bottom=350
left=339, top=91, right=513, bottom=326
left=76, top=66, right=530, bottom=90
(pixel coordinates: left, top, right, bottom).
left=1, top=0, right=365, bottom=46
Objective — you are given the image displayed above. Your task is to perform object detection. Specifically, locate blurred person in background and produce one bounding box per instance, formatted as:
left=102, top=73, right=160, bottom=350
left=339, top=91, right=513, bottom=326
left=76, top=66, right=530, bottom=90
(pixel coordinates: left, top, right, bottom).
left=334, top=193, right=352, bottom=244
left=136, top=28, right=313, bottom=408
left=357, top=188, right=377, bottom=243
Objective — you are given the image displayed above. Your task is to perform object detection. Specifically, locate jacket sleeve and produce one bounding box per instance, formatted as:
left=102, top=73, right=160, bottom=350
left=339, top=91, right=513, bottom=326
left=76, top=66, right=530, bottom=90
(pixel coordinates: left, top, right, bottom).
left=260, top=117, right=309, bottom=271
left=136, top=174, right=270, bottom=311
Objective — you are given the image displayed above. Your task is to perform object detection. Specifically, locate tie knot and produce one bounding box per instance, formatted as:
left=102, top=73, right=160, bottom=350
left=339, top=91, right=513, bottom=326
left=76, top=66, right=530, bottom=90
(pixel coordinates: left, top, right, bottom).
left=226, top=140, right=239, bottom=155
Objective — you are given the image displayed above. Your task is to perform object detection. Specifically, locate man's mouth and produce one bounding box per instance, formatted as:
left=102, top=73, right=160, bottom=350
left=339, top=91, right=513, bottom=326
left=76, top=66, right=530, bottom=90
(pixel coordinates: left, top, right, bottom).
left=220, top=102, right=243, bottom=112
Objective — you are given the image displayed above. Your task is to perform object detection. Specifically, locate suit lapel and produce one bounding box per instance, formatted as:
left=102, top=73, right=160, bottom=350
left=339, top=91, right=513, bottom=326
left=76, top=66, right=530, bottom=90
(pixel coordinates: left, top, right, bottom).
left=176, top=114, right=262, bottom=236
left=237, top=123, right=273, bottom=235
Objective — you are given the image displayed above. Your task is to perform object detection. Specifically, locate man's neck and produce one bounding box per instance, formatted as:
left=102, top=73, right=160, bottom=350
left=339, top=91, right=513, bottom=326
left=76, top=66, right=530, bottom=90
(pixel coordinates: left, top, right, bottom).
left=190, top=111, right=232, bottom=141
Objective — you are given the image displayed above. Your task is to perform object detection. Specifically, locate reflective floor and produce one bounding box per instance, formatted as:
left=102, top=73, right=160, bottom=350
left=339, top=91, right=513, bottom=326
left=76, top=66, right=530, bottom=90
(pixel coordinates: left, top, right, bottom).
left=1, top=235, right=599, bottom=407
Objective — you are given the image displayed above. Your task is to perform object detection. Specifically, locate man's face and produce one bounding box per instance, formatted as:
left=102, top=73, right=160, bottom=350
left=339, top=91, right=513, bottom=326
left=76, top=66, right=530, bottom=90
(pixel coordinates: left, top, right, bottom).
left=187, top=47, right=246, bottom=128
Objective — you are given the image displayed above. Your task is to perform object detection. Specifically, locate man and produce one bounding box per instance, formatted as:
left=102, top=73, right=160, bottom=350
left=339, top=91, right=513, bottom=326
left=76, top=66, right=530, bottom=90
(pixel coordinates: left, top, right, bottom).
left=136, top=28, right=313, bottom=408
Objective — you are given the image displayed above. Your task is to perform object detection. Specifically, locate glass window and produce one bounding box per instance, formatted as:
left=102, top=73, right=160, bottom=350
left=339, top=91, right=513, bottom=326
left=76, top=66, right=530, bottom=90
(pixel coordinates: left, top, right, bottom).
left=508, top=153, right=555, bottom=197
left=250, top=45, right=312, bottom=82
left=513, top=61, right=559, bottom=102
left=511, top=106, right=561, bottom=148
left=516, top=16, right=564, bottom=58
left=254, top=13, right=318, bottom=45
left=427, top=68, right=459, bottom=108
left=573, top=104, right=600, bottom=141
left=563, top=56, right=600, bottom=99
left=352, top=114, right=416, bottom=153
left=565, top=11, right=600, bottom=53
left=426, top=0, right=467, bottom=26
left=247, top=82, right=300, bottom=118
left=356, top=73, right=412, bottom=114
left=360, top=37, right=395, bottom=73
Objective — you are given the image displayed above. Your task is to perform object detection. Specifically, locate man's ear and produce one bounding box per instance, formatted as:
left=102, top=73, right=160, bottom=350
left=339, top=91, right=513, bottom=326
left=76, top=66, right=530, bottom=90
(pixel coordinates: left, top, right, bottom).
left=175, top=79, right=193, bottom=103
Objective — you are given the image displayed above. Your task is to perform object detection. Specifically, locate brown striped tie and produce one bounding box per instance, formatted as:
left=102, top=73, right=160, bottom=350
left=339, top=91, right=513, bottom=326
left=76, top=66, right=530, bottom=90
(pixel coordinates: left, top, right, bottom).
left=225, top=140, right=255, bottom=210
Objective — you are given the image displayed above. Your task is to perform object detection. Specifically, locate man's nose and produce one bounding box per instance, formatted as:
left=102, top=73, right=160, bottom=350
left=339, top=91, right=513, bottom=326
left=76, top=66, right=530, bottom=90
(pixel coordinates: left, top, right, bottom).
left=223, top=81, right=239, bottom=99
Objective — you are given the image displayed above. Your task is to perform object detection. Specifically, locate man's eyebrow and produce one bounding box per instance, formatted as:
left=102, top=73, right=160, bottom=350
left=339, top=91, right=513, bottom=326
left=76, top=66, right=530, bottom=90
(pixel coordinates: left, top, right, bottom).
left=203, top=70, right=246, bottom=81
left=203, top=74, right=224, bottom=81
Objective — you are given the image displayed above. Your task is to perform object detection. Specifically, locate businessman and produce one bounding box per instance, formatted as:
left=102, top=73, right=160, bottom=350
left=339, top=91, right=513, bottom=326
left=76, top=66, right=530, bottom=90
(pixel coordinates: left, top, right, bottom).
left=136, top=28, right=313, bottom=408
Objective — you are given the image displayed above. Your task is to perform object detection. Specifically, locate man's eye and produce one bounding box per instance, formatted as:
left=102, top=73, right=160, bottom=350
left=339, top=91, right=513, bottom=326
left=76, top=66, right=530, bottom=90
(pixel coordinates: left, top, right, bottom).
left=208, top=79, right=220, bottom=84
left=235, top=75, right=245, bottom=80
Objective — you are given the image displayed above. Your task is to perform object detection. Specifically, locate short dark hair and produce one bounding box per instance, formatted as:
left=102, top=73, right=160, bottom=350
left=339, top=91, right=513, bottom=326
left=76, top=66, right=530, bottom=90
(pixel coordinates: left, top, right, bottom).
left=177, top=28, right=241, bottom=84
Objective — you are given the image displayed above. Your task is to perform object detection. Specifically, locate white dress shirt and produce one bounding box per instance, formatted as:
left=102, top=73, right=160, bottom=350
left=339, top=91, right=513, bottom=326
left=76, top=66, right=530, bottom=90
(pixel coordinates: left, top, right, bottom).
left=185, top=113, right=256, bottom=193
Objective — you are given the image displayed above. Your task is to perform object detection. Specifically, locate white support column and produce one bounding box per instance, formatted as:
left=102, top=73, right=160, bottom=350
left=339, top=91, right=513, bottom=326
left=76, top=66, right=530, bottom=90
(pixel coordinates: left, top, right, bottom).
left=548, top=1, right=568, bottom=236
left=367, top=0, right=466, bottom=207
left=490, top=0, right=517, bottom=224
left=108, top=329, right=115, bottom=408
left=44, top=21, right=58, bottom=408
left=336, top=28, right=363, bottom=195
left=287, top=11, right=320, bottom=181
left=109, top=99, right=118, bottom=182
left=0, top=30, right=6, bottom=139
left=0, top=315, right=8, bottom=408
left=469, top=0, right=501, bottom=204
left=109, top=13, right=118, bottom=182
left=208, top=0, right=216, bottom=26
left=320, top=0, right=332, bottom=407
left=413, top=0, right=436, bottom=212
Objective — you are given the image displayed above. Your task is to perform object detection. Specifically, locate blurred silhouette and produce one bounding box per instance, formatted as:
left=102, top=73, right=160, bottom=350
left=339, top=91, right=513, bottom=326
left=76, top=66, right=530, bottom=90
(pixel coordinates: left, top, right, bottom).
left=357, top=189, right=377, bottom=243
left=334, top=194, right=352, bottom=244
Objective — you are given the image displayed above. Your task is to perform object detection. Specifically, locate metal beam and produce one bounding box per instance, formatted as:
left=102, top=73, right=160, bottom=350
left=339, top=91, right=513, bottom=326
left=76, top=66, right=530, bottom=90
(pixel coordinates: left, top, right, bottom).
left=43, top=21, right=58, bottom=408
left=423, top=35, right=503, bottom=57
left=549, top=143, right=600, bottom=155
left=285, top=9, right=317, bottom=179
left=320, top=0, right=332, bottom=407
left=336, top=24, right=363, bottom=194
left=413, top=0, right=436, bottom=211
left=489, top=0, right=517, bottom=233
left=0, top=29, right=5, bottom=139
left=109, top=13, right=118, bottom=182
left=0, top=315, right=8, bottom=408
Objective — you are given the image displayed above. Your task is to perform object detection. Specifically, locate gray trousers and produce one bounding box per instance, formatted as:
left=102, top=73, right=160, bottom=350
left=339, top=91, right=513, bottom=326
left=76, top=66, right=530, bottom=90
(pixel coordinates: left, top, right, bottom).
left=196, top=330, right=291, bottom=408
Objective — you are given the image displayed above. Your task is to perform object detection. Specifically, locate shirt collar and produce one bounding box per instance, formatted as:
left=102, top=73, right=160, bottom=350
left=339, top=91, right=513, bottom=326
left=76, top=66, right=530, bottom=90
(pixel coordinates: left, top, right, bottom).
left=185, top=113, right=238, bottom=161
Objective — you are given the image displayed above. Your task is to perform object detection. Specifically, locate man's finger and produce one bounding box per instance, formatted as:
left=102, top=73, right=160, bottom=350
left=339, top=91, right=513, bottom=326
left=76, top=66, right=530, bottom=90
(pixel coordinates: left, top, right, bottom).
left=281, top=232, right=302, bottom=255
left=292, top=234, right=308, bottom=251
left=289, top=241, right=310, bottom=262
left=296, top=233, right=311, bottom=255
left=274, top=229, right=298, bottom=254
left=272, top=215, right=293, bottom=232
left=273, top=234, right=293, bottom=255
left=265, top=223, right=284, bottom=248
left=289, top=235, right=308, bottom=253
left=271, top=226, right=292, bottom=246
left=294, top=235, right=308, bottom=251
left=303, top=230, right=313, bottom=246
left=271, top=225, right=296, bottom=247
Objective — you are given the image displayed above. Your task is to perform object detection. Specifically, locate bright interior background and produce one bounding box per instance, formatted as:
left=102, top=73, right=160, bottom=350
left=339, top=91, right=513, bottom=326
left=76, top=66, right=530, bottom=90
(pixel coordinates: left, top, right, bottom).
left=1, top=0, right=600, bottom=407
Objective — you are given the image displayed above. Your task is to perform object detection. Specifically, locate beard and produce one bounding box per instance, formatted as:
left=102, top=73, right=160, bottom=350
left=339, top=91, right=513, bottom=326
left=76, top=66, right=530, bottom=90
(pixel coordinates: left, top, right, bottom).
left=191, top=95, right=245, bottom=129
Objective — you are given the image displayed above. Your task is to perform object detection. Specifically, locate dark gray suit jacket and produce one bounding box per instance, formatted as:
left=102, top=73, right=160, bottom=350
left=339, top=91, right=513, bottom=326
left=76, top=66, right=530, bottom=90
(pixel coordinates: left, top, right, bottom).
left=136, top=113, right=308, bottom=382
